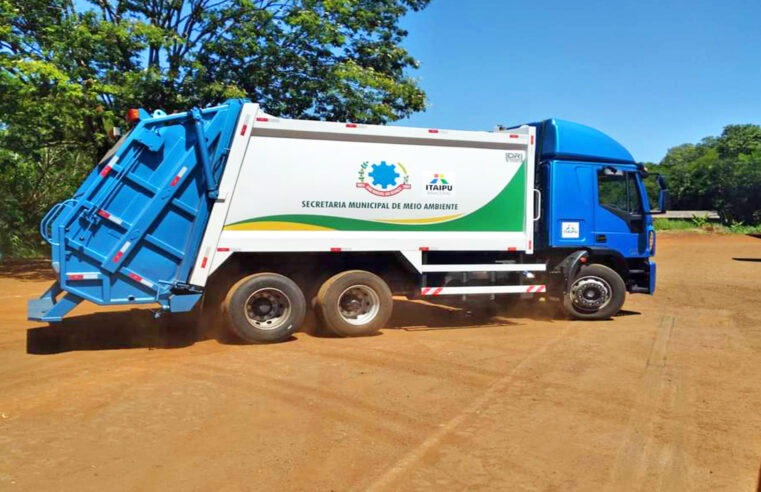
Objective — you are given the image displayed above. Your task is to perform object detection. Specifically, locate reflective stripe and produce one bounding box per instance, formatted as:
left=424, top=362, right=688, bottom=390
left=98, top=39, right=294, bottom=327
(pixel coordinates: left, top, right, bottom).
left=420, top=287, right=443, bottom=296
left=67, top=272, right=99, bottom=280
left=170, top=166, right=188, bottom=187
left=98, top=209, right=123, bottom=226
left=99, top=156, right=119, bottom=177
left=420, top=285, right=547, bottom=296
left=199, top=246, right=211, bottom=268
left=113, top=241, right=131, bottom=263
left=240, top=114, right=251, bottom=135
left=128, top=272, right=154, bottom=288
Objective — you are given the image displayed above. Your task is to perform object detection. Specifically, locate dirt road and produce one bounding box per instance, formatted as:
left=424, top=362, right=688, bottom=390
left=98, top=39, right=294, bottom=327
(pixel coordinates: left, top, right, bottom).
left=1, top=233, right=761, bottom=491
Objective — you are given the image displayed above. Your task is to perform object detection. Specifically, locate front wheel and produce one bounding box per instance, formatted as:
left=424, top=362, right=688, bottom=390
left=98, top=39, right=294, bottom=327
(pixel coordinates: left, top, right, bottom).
left=561, top=264, right=626, bottom=320
left=223, top=273, right=306, bottom=343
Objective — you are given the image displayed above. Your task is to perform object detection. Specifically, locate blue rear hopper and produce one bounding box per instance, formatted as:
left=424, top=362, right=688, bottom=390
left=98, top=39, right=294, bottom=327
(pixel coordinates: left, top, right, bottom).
left=28, top=100, right=245, bottom=322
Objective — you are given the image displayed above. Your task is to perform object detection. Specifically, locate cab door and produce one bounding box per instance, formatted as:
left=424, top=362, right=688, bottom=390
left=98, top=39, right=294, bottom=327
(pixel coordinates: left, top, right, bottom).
left=594, top=166, right=648, bottom=257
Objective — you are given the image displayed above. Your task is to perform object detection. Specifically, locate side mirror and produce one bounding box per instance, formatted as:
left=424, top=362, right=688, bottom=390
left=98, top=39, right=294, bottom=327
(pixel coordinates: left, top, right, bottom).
left=645, top=174, right=668, bottom=215
left=657, top=175, right=667, bottom=213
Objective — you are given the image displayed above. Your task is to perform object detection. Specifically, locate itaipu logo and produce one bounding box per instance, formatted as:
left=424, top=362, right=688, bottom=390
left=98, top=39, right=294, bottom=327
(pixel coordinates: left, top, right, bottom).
left=356, top=161, right=411, bottom=197
left=426, top=173, right=453, bottom=195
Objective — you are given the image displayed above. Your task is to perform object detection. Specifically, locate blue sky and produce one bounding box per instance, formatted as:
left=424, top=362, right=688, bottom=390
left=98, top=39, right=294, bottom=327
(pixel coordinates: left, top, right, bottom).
left=396, top=0, right=761, bottom=163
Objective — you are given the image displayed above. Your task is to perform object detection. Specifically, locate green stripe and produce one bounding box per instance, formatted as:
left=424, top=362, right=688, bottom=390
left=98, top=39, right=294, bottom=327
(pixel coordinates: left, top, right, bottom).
left=231, top=163, right=526, bottom=232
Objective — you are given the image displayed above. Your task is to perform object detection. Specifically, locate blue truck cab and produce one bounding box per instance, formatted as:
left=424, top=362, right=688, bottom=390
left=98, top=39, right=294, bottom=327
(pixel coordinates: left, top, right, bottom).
left=532, top=119, right=663, bottom=311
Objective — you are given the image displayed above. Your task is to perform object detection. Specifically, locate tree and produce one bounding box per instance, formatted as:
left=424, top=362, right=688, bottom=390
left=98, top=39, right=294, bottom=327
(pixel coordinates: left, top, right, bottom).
left=716, top=124, right=761, bottom=160
left=0, top=0, right=430, bottom=256
left=659, top=142, right=721, bottom=211
left=658, top=124, right=761, bottom=224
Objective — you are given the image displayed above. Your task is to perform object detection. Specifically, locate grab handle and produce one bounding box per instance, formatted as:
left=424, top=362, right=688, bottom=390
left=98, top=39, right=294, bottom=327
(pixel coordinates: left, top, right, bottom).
left=39, top=199, right=76, bottom=245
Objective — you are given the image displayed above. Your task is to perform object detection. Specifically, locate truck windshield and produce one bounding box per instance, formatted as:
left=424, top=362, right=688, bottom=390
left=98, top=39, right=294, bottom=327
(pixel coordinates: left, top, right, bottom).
left=598, top=170, right=642, bottom=214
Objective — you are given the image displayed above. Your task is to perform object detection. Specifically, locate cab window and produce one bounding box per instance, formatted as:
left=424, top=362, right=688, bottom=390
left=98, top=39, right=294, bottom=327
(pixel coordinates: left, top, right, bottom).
left=598, top=169, right=642, bottom=214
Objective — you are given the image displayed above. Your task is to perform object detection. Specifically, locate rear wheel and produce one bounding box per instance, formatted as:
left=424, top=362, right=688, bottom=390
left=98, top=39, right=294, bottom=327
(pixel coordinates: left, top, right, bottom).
left=561, top=264, right=625, bottom=320
left=316, top=270, right=393, bottom=337
left=223, top=273, right=306, bottom=343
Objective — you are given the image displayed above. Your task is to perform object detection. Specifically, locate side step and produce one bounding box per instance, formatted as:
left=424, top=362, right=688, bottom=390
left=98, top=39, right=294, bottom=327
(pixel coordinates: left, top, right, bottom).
left=419, top=262, right=547, bottom=297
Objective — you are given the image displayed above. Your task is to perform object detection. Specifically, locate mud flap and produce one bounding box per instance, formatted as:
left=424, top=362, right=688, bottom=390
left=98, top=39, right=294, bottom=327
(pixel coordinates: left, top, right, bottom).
left=548, top=250, right=589, bottom=299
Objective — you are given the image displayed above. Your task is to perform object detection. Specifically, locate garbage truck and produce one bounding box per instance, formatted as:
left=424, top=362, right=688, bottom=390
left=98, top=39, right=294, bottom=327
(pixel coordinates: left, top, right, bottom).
left=28, top=99, right=667, bottom=343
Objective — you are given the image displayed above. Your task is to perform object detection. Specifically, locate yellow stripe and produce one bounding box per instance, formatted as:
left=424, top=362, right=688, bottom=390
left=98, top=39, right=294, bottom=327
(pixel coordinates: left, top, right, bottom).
left=224, top=221, right=334, bottom=231
left=375, top=213, right=462, bottom=224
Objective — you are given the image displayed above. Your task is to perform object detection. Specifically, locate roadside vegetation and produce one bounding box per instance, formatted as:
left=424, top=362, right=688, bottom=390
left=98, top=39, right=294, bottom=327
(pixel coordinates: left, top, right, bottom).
left=645, top=123, right=761, bottom=229
left=654, top=217, right=761, bottom=234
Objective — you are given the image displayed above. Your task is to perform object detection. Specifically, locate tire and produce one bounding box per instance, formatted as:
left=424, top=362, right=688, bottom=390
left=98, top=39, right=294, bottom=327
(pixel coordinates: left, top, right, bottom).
left=561, top=264, right=626, bottom=320
left=223, top=273, right=306, bottom=343
left=316, top=270, right=393, bottom=337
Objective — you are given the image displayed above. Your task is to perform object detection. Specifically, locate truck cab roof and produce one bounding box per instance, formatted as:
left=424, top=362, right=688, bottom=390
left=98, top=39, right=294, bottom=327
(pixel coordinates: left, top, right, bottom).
left=531, top=119, right=635, bottom=165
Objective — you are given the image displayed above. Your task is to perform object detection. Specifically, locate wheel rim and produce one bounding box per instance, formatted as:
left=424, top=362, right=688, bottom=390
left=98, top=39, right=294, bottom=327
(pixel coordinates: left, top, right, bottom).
left=244, top=288, right=291, bottom=331
left=337, top=284, right=381, bottom=326
left=569, top=276, right=612, bottom=313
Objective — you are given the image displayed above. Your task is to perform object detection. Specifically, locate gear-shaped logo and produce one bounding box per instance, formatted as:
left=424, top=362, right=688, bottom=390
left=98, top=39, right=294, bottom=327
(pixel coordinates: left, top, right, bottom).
left=356, top=160, right=411, bottom=197
left=368, top=161, right=399, bottom=189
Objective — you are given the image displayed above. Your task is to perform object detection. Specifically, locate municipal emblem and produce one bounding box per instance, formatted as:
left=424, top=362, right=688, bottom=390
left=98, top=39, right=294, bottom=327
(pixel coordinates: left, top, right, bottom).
left=356, top=161, right=411, bottom=197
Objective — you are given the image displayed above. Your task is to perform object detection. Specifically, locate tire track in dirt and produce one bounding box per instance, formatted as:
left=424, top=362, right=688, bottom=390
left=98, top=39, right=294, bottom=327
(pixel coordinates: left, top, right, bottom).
left=361, top=321, right=577, bottom=492
left=606, top=315, right=687, bottom=491
left=186, top=359, right=435, bottom=438
left=116, top=361, right=435, bottom=491
left=286, top=340, right=503, bottom=386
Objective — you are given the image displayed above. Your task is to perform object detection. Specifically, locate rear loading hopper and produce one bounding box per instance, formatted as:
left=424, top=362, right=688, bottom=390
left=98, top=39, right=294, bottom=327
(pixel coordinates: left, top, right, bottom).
left=28, top=100, right=245, bottom=321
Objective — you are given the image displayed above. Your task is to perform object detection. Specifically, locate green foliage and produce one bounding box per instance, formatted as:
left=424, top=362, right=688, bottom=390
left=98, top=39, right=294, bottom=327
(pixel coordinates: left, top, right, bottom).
left=716, top=125, right=761, bottom=159
left=690, top=214, right=708, bottom=228
left=654, top=124, right=761, bottom=225
left=726, top=221, right=761, bottom=235
left=653, top=218, right=761, bottom=234
left=0, top=0, right=431, bottom=256
left=653, top=219, right=696, bottom=231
